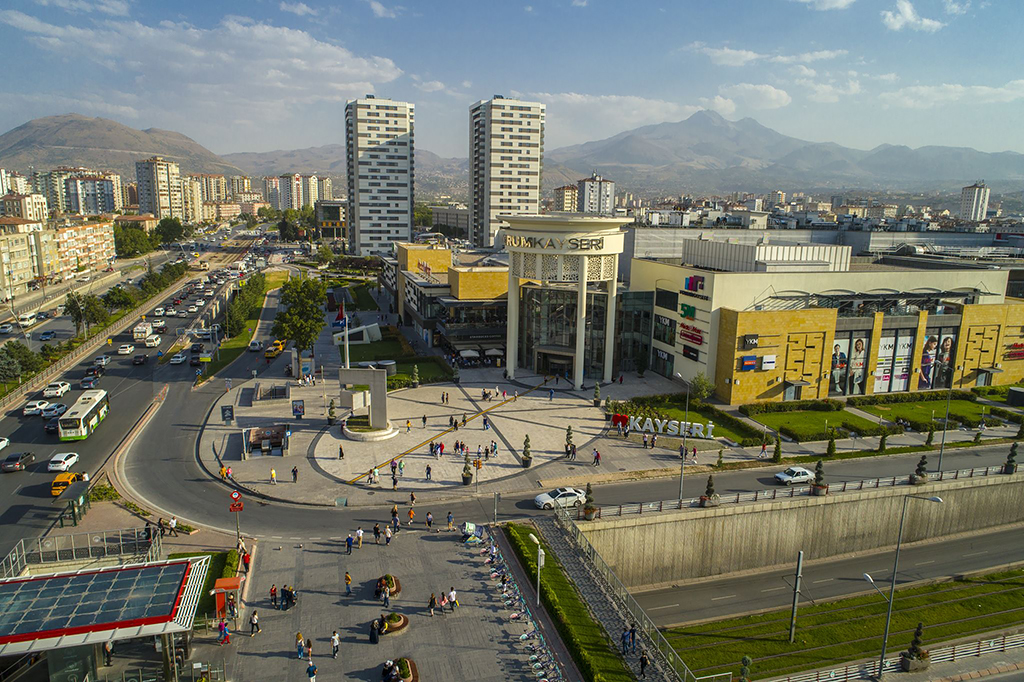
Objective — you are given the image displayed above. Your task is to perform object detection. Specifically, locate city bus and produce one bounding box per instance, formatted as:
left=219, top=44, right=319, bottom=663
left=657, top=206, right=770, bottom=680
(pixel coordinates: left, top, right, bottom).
left=58, top=390, right=110, bottom=441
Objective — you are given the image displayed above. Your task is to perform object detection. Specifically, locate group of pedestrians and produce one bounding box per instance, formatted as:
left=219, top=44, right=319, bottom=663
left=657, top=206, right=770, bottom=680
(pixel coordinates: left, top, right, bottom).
left=620, top=625, right=651, bottom=678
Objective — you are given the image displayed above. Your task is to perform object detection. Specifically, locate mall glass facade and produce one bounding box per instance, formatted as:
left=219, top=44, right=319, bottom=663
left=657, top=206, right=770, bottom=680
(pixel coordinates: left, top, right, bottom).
left=615, top=290, right=653, bottom=374
left=518, top=284, right=609, bottom=381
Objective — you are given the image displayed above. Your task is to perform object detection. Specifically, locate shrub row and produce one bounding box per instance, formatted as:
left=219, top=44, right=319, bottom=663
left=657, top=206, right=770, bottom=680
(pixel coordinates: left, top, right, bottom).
left=740, top=399, right=844, bottom=416
left=620, top=394, right=764, bottom=446
left=990, top=406, right=1024, bottom=424
left=778, top=419, right=900, bottom=443
left=846, top=390, right=976, bottom=406
left=701, top=403, right=765, bottom=446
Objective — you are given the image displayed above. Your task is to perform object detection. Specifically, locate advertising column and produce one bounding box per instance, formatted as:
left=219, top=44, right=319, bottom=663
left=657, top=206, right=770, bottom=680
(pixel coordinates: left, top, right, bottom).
left=506, top=266, right=519, bottom=379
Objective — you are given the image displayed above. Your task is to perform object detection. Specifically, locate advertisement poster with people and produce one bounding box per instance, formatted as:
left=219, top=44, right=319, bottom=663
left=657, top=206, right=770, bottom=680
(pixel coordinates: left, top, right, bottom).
left=929, top=331, right=957, bottom=389
left=847, top=334, right=868, bottom=395
left=830, top=339, right=849, bottom=396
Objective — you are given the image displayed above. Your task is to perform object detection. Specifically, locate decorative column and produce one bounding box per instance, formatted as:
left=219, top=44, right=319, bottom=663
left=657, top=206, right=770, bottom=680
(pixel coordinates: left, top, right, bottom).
left=506, top=265, right=519, bottom=379
left=574, top=255, right=588, bottom=391
left=602, top=257, right=617, bottom=384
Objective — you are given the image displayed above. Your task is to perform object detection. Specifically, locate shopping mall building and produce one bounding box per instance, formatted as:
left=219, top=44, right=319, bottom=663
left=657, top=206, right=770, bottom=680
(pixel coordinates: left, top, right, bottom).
left=380, top=214, right=1024, bottom=403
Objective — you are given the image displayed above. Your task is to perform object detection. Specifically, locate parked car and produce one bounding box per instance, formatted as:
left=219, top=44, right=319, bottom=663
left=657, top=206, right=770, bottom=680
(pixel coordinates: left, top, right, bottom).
left=47, top=452, right=80, bottom=472
left=1, top=452, right=35, bottom=472
left=23, top=400, right=50, bottom=416
left=41, top=403, right=68, bottom=419
left=169, top=353, right=187, bottom=365
left=132, top=354, right=148, bottom=365
left=534, top=487, right=586, bottom=510
left=43, top=381, right=71, bottom=398
left=774, top=467, right=815, bottom=486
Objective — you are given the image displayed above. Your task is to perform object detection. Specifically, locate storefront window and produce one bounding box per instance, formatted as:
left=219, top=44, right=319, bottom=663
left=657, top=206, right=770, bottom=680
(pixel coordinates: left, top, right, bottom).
left=655, top=288, right=678, bottom=311
left=518, top=284, right=609, bottom=380
left=652, top=347, right=674, bottom=378
left=874, top=329, right=916, bottom=393
left=653, top=314, right=676, bottom=347
left=919, top=327, right=958, bottom=390
left=829, top=331, right=871, bottom=396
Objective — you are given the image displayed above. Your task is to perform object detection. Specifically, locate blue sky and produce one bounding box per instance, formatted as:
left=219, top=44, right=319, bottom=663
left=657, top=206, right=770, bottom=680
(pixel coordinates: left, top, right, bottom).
left=0, top=0, right=1021, bottom=158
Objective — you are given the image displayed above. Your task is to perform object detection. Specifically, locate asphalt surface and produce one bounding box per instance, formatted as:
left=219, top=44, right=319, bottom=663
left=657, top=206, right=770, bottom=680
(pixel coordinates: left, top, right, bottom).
left=0, top=231, right=255, bottom=555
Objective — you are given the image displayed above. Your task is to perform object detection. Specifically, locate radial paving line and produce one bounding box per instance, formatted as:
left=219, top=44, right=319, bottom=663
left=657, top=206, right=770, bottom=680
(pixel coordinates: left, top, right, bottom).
left=345, top=376, right=551, bottom=484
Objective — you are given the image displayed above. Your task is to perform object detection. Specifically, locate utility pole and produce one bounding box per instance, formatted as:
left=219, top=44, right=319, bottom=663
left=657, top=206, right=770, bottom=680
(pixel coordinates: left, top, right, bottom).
left=493, top=492, right=500, bottom=524
left=788, top=551, right=804, bottom=643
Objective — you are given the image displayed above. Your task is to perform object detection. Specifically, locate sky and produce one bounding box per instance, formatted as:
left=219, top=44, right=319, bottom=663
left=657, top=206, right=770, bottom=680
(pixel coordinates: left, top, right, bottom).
left=0, top=0, right=1021, bottom=158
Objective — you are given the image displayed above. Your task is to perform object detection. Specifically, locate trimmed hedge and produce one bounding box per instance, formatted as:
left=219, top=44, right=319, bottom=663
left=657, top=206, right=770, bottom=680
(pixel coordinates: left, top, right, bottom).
left=777, top=419, right=899, bottom=443
left=847, top=391, right=976, bottom=406
left=740, top=399, right=844, bottom=416
left=505, top=523, right=633, bottom=682
left=623, top=393, right=764, bottom=446
left=990, top=406, right=1024, bottom=424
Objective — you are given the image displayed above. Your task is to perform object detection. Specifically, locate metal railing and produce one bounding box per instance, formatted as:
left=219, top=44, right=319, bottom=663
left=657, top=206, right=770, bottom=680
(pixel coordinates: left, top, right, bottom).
left=97, top=662, right=226, bottom=682
left=1, top=528, right=161, bottom=578
left=768, top=632, right=1024, bottom=681
left=552, top=505, right=732, bottom=682
left=583, top=465, right=1007, bottom=519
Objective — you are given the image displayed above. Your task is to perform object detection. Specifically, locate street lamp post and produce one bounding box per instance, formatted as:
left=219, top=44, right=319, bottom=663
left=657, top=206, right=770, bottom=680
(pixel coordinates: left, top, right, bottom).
left=528, top=533, right=545, bottom=608
left=937, top=383, right=953, bottom=472
left=674, top=373, right=690, bottom=500
left=863, top=495, right=943, bottom=680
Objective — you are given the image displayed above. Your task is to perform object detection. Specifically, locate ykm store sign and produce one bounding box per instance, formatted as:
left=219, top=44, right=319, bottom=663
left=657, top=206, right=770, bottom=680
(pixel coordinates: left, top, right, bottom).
left=610, top=413, right=717, bottom=439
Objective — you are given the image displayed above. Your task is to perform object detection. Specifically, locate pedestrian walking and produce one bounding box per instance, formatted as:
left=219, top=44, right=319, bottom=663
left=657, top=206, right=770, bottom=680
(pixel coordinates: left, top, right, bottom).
left=373, top=467, right=380, bottom=483
left=410, top=491, right=416, bottom=506
left=448, top=587, right=458, bottom=611
left=306, top=661, right=317, bottom=681
left=219, top=465, right=227, bottom=480
left=373, top=523, right=381, bottom=544
left=392, top=474, right=398, bottom=491
left=270, top=467, right=277, bottom=484
left=249, top=610, right=261, bottom=636
left=428, top=593, right=437, bottom=617
left=242, top=551, right=251, bottom=573
left=345, top=571, right=352, bottom=596
left=422, top=414, right=427, bottom=428
left=306, top=638, right=313, bottom=661
left=426, top=464, right=432, bottom=480
left=630, top=624, right=637, bottom=653
left=621, top=627, right=630, bottom=654
left=640, top=652, right=650, bottom=678
left=226, top=466, right=233, bottom=480
left=570, top=443, right=577, bottom=460
left=390, top=458, right=397, bottom=475
left=642, top=433, right=648, bottom=449
left=296, top=632, right=304, bottom=659
left=408, top=508, right=415, bottom=525
left=593, top=449, right=601, bottom=466
left=168, top=516, right=179, bottom=537
left=549, top=388, right=554, bottom=400
left=270, top=584, right=278, bottom=609
left=617, top=423, right=623, bottom=436
left=331, top=631, right=340, bottom=659
left=383, top=584, right=390, bottom=608
left=492, top=440, right=498, bottom=457
left=447, top=511, right=453, bottom=531
left=158, top=518, right=166, bottom=537
left=384, top=525, right=393, bottom=546
left=760, top=441, right=767, bottom=458
left=399, top=460, right=405, bottom=477
left=356, top=527, right=363, bottom=548
left=291, top=466, right=298, bottom=483
left=426, top=511, right=433, bottom=529
left=338, top=444, right=344, bottom=459
left=406, top=419, right=411, bottom=433
left=346, top=534, right=354, bottom=554
left=217, top=620, right=230, bottom=645
left=692, top=446, right=697, bottom=460
left=651, top=434, right=658, bottom=448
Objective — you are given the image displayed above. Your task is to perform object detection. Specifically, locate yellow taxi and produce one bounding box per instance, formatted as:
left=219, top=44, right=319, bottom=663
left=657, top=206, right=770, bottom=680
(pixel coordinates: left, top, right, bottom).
left=51, top=472, right=85, bottom=497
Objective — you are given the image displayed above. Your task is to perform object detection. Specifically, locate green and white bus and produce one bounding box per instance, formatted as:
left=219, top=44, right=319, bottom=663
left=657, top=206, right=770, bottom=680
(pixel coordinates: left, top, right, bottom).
left=58, top=390, right=110, bottom=441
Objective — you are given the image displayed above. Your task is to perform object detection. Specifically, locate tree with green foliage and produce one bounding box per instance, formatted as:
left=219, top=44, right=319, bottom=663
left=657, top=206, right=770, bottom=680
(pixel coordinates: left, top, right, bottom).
left=522, top=434, right=531, bottom=460
left=278, top=218, right=299, bottom=242
left=64, top=293, right=85, bottom=336
left=1007, top=442, right=1018, bottom=472
left=689, top=371, right=714, bottom=402
left=0, top=349, right=21, bottom=384
left=413, top=203, right=432, bottom=226
left=915, top=454, right=928, bottom=477
left=826, top=433, right=836, bottom=457
left=878, top=432, right=887, bottom=453
left=773, top=434, right=782, bottom=462
left=739, top=655, right=754, bottom=682
left=904, top=623, right=927, bottom=661
left=257, top=206, right=280, bottom=221
left=814, top=460, right=826, bottom=486
left=272, top=275, right=326, bottom=353
left=317, top=243, right=333, bottom=265
left=565, top=425, right=574, bottom=448
left=102, top=286, right=135, bottom=311
left=412, top=364, right=420, bottom=384
left=114, top=225, right=157, bottom=257
left=704, top=475, right=716, bottom=498
left=3, top=342, right=44, bottom=375
left=926, top=424, right=934, bottom=446
left=83, top=295, right=109, bottom=331
left=1016, top=420, right=1024, bottom=440
left=155, top=217, right=184, bottom=244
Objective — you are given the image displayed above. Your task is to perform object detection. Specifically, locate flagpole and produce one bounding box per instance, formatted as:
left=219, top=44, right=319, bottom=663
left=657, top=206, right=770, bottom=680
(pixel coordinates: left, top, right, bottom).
left=344, top=310, right=350, bottom=369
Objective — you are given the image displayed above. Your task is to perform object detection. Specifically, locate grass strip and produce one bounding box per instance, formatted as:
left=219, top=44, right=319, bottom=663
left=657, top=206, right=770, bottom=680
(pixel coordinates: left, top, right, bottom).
left=663, top=567, right=1024, bottom=679
left=505, top=522, right=634, bottom=682
left=168, top=551, right=238, bottom=616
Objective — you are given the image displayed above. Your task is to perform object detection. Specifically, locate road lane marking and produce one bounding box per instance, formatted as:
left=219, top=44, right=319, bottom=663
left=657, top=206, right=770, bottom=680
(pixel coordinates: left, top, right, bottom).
left=813, top=578, right=834, bottom=584
left=647, top=604, right=680, bottom=611
left=761, top=587, right=787, bottom=592
left=710, top=595, right=736, bottom=601
left=963, top=551, right=988, bottom=558
left=915, top=560, right=935, bottom=566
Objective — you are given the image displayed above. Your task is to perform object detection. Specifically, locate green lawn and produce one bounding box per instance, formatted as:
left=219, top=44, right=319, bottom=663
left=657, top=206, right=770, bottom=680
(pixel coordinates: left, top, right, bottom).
left=344, top=338, right=407, bottom=362
left=505, top=523, right=634, bottom=682
left=638, top=402, right=760, bottom=446
left=859, top=399, right=995, bottom=429
left=665, top=567, right=1024, bottom=680
left=348, top=282, right=378, bottom=311
left=753, top=410, right=887, bottom=442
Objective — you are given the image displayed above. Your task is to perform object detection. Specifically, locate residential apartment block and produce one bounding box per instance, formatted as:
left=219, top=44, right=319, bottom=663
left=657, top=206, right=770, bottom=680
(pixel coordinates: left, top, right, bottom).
left=345, top=96, right=415, bottom=256
left=181, top=176, right=203, bottom=224
left=136, top=157, right=183, bottom=220
left=300, top=175, right=319, bottom=208
left=960, top=182, right=990, bottom=222
left=577, top=172, right=615, bottom=214
left=230, top=175, right=252, bottom=196
left=1, top=193, right=48, bottom=222
left=469, top=96, right=545, bottom=248
left=65, top=175, right=120, bottom=214
left=318, top=176, right=333, bottom=201
left=552, top=185, right=578, bottom=212
left=192, top=174, right=228, bottom=203
left=57, top=221, right=115, bottom=275
left=279, top=173, right=303, bottom=211
left=263, top=176, right=281, bottom=211
left=0, top=231, right=37, bottom=301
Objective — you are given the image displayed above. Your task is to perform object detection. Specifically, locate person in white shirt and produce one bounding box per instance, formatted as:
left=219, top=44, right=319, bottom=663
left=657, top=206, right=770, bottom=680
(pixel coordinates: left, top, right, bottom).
left=331, top=631, right=340, bottom=659
left=356, top=527, right=363, bottom=549
left=448, top=587, right=457, bottom=612
left=168, top=516, right=179, bottom=537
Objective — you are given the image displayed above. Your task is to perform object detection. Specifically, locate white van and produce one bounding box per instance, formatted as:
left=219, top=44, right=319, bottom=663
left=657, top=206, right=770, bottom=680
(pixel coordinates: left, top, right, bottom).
left=17, top=312, right=37, bottom=326
left=154, top=307, right=165, bottom=317
left=144, top=335, right=161, bottom=348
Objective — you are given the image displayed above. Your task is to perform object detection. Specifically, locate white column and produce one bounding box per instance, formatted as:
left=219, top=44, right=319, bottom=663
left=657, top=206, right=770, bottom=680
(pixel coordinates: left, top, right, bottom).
left=602, top=259, right=617, bottom=384
left=506, top=264, right=519, bottom=379
left=574, top=255, right=587, bottom=391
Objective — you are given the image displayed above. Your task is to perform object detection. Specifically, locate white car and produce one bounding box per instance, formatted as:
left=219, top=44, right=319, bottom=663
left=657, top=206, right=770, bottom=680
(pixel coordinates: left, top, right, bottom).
left=41, top=403, right=68, bottom=419
left=169, top=353, right=187, bottom=365
left=0, top=324, right=12, bottom=334
left=187, top=305, right=198, bottom=314
left=117, top=344, right=135, bottom=355
left=534, top=487, right=587, bottom=510
left=0, top=437, right=9, bottom=451
left=43, top=381, right=71, bottom=398
left=94, top=355, right=111, bottom=366
left=774, top=466, right=815, bottom=486
left=145, top=335, right=162, bottom=348
left=47, top=452, right=80, bottom=472
left=178, top=310, right=189, bottom=318
left=165, top=309, right=177, bottom=317
left=23, top=400, right=49, bottom=416
left=195, top=299, right=205, bottom=306
left=154, top=307, right=165, bottom=317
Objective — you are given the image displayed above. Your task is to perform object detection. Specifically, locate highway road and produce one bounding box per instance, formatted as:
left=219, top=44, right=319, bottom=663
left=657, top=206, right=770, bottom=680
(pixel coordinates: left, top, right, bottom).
left=0, top=230, right=256, bottom=555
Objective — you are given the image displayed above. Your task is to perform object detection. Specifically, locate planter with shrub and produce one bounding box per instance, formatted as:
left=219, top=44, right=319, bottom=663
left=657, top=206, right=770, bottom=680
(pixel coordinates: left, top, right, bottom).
left=396, top=657, right=417, bottom=682
left=593, top=383, right=600, bottom=407
left=700, top=475, right=720, bottom=508
left=383, top=612, right=409, bottom=635
left=461, top=455, right=473, bottom=485
left=811, top=460, right=828, bottom=496
left=1005, top=442, right=1018, bottom=475
left=582, top=482, right=598, bottom=521
left=910, top=454, right=930, bottom=485
left=521, top=434, right=532, bottom=468
left=900, top=623, right=930, bottom=673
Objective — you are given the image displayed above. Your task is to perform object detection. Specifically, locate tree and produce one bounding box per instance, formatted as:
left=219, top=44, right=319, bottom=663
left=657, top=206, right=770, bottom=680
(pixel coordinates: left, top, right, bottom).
left=114, top=225, right=155, bottom=257
left=102, top=286, right=135, bottom=311
left=413, top=203, right=432, bottom=226
left=155, top=217, right=184, bottom=244
left=0, top=349, right=21, bottom=384
left=1016, top=420, right=1024, bottom=440
left=565, top=425, right=574, bottom=448
left=689, top=371, right=714, bottom=402
left=814, top=459, right=825, bottom=486
left=826, top=433, right=836, bottom=457
left=704, top=475, right=716, bottom=498
left=878, top=433, right=887, bottom=453
left=739, top=656, right=754, bottom=682
left=271, top=276, right=326, bottom=352
left=773, top=434, right=782, bottom=462
left=317, top=243, right=333, bottom=265
left=83, top=295, right=109, bottom=330
left=926, top=424, right=934, bottom=446
left=65, top=293, right=86, bottom=336
left=4, top=342, right=43, bottom=375
left=522, top=434, right=531, bottom=460
left=1007, top=442, right=1018, bottom=472
left=904, top=623, right=927, bottom=661
left=278, top=218, right=300, bottom=242
left=915, top=454, right=928, bottom=477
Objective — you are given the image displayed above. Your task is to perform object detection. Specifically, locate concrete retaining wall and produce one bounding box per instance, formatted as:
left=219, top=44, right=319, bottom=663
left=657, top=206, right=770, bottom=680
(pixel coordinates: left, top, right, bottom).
left=580, top=474, right=1024, bottom=589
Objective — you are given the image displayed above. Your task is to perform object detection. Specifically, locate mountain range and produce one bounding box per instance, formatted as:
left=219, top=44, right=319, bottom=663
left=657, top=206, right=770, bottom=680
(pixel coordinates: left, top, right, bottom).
left=2, top=111, right=1022, bottom=196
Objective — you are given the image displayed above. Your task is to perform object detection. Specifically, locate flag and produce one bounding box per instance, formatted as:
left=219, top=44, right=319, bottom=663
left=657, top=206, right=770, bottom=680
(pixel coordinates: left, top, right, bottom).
left=332, top=303, right=347, bottom=330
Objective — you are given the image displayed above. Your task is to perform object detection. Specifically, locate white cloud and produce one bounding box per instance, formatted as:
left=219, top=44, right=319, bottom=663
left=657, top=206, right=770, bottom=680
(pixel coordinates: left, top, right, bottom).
left=0, top=91, right=141, bottom=119
left=366, top=0, right=398, bottom=18
left=790, top=64, right=817, bottom=78
left=943, top=0, right=970, bottom=14
left=528, top=92, right=700, bottom=147
left=698, top=95, right=737, bottom=116
left=279, top=2, right=317, bottom=16
left=770, top=49, right=848, bottom=64
left=415, top=80, right=446, bottom=93
left=719, top=83, right=792, bottom=109
left=0, top=10, right=402, bottom=150
left=878, top=79, right=1024, bottom=108
left=33, top=0, right=130, bottom=16
left=571, top=0, right=588, bottom=5
left=524, top=5, right=534, bottom=12
left=792, top=0, right=857, bottom=9
left=874, top=72, right=900, bottom=82
left=795, top=78, right=861, bottom=103
left=690, top=42, right=847, bottom=67
left=461, top=80, right=472, bottom=89
left=881, top=0, right=945, bottom=31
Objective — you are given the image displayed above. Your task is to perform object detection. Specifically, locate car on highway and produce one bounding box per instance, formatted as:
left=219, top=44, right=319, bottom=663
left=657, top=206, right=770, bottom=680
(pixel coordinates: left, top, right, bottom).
left=190, top=342, right=205, bottom=354
left=41, top=403, right=68, bottom=419
left=190, top=355, right=202, bottom=367
left=534, top=487, right=586, bottom=510
left=0, top=437, right=7, bottom=451
left=0, top=324, right=12, bottom=334
left=154, top=307, right=165, bottom=316
left=144, top=335, right=161, bottom=347
left=264, top=346, right=282, bottom=359
left=117, top=344, right=135, bottom=355
left=187, top=305, right=198, bottom=314
left=1, top=452, right=35, bottom=472
left=195, top=299, right=205, bottom=306
left=93, top=355, right=111, bottom=366
left=248, top=340, right=263, bottom=352
left=173, top=298, right=182, bottom=305
left=132, top=354, right=148, bottom=365
left=79, top=376, right=99, bottom=389
left=84, top=365, right=105, bottom=378
left=169, top=353, right=187, bottom=365
left=23, top=400, right=49, bottom=416
left=774, top=466, right=815, bottom=486
left=39, top=330, right=56, bottom=341
left=43, top=381, right=71, bottom=398
left=178, top=310, right=189, bottom=318
left=47, top=452, right=80, bottom=472
left=44, top=417, right=60, bottom=435
left=152, top=321, right=168, bottom=333
left=165, top=308, right=177, bottom=317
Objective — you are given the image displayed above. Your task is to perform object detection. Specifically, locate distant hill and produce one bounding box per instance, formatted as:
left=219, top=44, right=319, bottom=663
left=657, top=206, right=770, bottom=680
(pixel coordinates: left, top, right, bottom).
left=0, top=114, right=243, bottom=179
left=547, top=110, right=1024, bottom=193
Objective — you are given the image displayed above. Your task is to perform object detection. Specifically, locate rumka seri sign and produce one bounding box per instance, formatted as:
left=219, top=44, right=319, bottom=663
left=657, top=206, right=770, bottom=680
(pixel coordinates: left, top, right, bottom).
left=504, top=235, right=605, bottom=251
left=611, top=414, right=716, bottom=439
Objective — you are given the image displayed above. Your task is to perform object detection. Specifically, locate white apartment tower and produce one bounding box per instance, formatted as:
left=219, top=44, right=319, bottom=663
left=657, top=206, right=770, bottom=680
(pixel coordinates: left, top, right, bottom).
left=469, top=96, right=545, bottom=248
left=552, top=185, right=578, bottom=212
left=959, top=182, right=990, bottom=222
left=263, top=177, right=281, bottom=211
left=345, top=96, right=414, bottom=256
left=577, top=172, right=615, bottom=215
left=279, top=174, right=303, bottom=211
left=230, top=175, right=251, bottom=196
left=318, top=176, right=333, bottom=201
left=181, top=176, right=203, bottom=224
left=300, top=175, right=319, bottom=208
left=136, top=157, right=183, bottom=220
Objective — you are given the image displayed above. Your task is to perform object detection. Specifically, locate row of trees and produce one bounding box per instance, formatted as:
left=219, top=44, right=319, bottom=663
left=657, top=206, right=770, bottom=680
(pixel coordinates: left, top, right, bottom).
left=272, top=276, right=327, bottom=354
left=113, top=217, right=197, bottom=258
left=224, top=272, right=267, bottom=338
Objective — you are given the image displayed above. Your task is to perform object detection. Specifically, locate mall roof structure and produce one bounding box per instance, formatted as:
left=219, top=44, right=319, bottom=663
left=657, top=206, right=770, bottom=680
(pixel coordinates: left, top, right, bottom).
left=0, top=556, right=209, bottom=656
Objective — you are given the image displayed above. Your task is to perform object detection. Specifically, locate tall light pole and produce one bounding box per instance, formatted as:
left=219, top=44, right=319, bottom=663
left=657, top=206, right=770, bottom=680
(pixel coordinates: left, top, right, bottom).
left=863, top=495, right=944, bottom=680
left=674, top=373, right=690, bottom=500
left=528, top=533, right=545, bottom=607
left=937, top=382, right=953, bottom=473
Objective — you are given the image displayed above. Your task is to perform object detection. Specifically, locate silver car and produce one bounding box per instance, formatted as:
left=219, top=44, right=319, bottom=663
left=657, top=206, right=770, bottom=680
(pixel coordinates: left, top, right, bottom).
left=534, top=487, right=586, bottom=510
